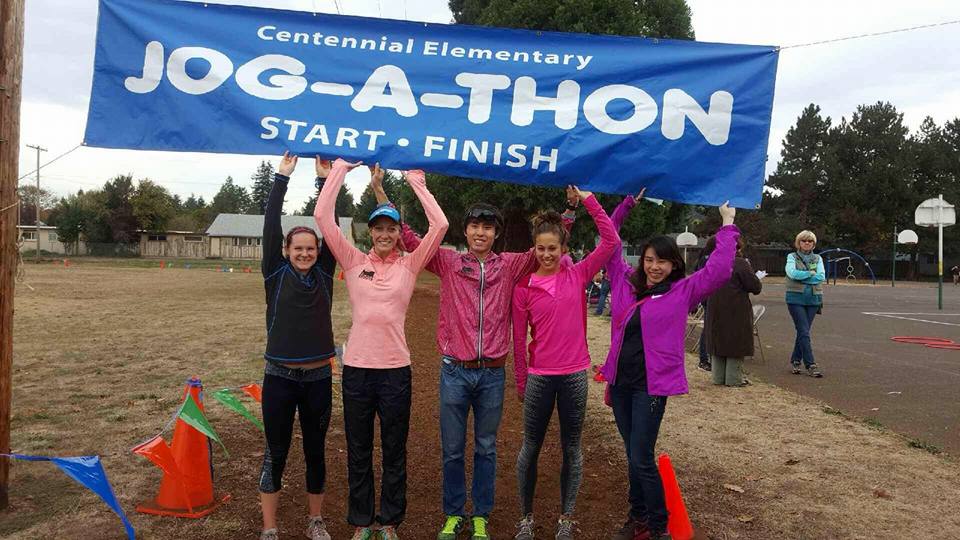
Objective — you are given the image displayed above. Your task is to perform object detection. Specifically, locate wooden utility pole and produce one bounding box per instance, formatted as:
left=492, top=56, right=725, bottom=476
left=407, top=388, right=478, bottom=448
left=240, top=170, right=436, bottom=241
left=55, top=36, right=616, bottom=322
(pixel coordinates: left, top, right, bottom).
left=0, top=0, right=26, bottom=511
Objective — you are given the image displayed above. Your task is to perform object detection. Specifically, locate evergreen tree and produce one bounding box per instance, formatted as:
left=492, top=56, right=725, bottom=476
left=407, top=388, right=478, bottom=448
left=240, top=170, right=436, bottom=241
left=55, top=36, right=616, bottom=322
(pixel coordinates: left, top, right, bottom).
left=211, top=176, right=253, bottom=215
left=250, top=160, right=275, bottom=214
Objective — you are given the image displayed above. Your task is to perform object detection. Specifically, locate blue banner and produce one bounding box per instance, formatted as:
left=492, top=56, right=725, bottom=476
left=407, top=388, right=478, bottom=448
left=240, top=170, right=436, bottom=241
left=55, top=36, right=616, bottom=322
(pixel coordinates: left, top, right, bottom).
left=85, top=0, right=778, bottom=207
left=5, top=454, right=135, bottom=540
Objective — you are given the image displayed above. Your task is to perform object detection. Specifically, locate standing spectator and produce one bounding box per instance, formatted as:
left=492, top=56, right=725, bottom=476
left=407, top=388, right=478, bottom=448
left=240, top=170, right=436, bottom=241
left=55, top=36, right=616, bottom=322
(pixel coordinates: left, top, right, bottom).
left=785, top=230, right=825, bottom=378
left=594, top=269, right=611, bottom=315
left=951, top=265, right=959, bottom=286
left=692, top=247, right=711, bottom=372
left=704, top=236, right=763, bottom=386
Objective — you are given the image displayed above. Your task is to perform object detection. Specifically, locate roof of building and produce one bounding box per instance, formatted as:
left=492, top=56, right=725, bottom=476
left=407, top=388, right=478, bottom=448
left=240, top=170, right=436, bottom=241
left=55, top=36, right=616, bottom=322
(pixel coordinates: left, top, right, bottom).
left=206, top=214, right=321, bottom=238
left=205, top=214, right=355, bottom=240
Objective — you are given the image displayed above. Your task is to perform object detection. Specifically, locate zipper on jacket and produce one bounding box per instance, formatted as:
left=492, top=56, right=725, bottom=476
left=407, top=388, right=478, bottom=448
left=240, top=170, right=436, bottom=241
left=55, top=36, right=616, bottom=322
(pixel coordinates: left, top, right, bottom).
left=476, top=257, right=486, bottom=360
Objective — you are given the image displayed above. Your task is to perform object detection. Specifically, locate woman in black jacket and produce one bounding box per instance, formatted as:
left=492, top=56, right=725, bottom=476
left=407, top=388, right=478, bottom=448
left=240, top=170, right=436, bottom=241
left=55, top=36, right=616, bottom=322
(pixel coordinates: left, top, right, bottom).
left=704, top=236, right=762, bottom=386
left=258, top=152, right=338, bottom=540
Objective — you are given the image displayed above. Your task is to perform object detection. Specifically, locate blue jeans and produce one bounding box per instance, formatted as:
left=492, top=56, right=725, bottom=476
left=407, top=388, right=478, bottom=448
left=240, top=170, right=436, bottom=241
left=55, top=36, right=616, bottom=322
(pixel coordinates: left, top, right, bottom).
left=787, top=303, right=819, bottom=367
left=594, top=281, right=611, bottom=315
left=697, top=304, right=709, bottom=364
left=439, top=359, right=505, bottom=518
left=610, top=385, right=668, bottom=531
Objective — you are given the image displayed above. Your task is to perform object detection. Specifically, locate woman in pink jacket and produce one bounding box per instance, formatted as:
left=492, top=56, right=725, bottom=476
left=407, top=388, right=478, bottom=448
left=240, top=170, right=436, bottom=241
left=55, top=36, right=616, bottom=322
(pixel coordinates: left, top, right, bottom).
left=314, top=160, right=449, bottom=540
left=511, top=187, right=619, bottom=540
left=601, top=197, right=737, bottom=540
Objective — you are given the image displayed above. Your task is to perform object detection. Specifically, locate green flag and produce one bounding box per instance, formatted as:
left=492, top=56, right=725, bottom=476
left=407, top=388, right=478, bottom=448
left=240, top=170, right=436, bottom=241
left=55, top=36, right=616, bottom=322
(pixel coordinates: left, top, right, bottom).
left=212, top=389, right=264, bottom=432
left=178, top=394, right=229, bottom=456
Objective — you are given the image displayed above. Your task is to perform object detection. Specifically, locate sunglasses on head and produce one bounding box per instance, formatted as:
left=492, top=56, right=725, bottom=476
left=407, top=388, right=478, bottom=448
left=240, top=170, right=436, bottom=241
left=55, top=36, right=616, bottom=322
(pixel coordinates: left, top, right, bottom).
left=467, top=208, right=499, bottom=220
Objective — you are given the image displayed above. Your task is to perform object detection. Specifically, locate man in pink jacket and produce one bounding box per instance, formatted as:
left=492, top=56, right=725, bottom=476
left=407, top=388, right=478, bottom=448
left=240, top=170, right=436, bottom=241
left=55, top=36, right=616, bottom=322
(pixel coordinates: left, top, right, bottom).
left=372, top=178, right=575, bottom=540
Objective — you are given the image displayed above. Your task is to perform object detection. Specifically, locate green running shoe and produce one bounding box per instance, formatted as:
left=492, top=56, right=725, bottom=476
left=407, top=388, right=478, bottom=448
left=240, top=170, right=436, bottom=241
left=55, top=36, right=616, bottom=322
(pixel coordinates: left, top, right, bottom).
left=438, top=515, right=465, bottom=540
left=471, top=516, right=490, bottom=540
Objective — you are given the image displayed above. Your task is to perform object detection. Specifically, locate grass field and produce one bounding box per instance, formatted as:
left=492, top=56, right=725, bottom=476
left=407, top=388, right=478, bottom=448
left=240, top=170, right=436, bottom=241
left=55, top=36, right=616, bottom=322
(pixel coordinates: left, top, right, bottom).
left=4, top=262, right=960, bottom=539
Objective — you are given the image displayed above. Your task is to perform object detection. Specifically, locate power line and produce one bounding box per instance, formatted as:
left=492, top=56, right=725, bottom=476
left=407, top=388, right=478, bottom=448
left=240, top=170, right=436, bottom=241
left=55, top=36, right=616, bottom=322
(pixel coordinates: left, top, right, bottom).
left=18, top=143, right=82, bottom=181
left=331, top=0, right=341, bottom=15
left=781, top=18, right=960, bottom=50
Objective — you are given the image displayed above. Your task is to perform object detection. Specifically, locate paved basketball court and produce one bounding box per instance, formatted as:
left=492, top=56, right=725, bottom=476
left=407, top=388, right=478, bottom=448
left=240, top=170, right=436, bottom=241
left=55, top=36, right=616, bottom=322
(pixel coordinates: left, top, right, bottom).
left=737, top=281, right=960, bottom=455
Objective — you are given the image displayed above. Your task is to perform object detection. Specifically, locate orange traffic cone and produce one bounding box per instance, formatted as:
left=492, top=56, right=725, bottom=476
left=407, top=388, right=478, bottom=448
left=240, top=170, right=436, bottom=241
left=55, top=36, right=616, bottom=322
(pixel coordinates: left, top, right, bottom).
left=63, top=259, right=70, bottom=267
left=659, top=453, right=694, bottom=540
left=136, top=377, right=230, bottom=518
left=159, top=261, right=166, bottom=269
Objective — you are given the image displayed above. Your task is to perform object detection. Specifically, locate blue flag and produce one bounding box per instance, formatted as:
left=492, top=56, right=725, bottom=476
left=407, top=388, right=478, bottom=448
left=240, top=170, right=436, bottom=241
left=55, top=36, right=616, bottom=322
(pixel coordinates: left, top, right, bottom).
left=85, top=0, right=778, bottom=207
left=4, top=454, right=135, bottom=540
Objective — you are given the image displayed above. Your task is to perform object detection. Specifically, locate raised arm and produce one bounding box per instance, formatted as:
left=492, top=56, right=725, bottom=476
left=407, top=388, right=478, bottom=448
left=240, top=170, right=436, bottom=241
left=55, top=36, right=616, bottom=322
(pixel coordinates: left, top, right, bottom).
left=262, top=152, right=295, bottom=277
left=403, top=170, right=449, bottom=272
left=687, top=203, right=739, bottom=308
left=314, top=158, right=365, bottom=270
left=610, top=189, right=644, bottom=232
left=315, top=173, right=338, bottom=279
left=572, top=189, right=621, bottom=284
left=511, top=284, right=531, bottom=401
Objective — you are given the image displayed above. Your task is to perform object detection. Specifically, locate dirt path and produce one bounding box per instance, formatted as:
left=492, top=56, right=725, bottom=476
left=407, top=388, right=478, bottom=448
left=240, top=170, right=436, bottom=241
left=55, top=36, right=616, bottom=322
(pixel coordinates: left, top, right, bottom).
left=5, top=264, right=960, bottom=539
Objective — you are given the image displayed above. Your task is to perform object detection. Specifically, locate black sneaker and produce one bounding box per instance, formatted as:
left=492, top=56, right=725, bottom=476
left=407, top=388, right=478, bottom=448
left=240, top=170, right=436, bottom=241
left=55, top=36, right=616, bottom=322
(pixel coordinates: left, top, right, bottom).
left=612, top=517, right=648, bottom=540
left=806, top=363, right=823, bottom=378
left=697, top=361, right=712, bottom=372
left=791, top=361, right=802, bottom=375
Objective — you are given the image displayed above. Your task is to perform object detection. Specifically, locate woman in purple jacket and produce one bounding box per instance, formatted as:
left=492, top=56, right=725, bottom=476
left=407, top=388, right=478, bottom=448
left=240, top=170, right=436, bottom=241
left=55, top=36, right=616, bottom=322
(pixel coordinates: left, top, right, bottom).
left=600, top=195, right=738, bottom=540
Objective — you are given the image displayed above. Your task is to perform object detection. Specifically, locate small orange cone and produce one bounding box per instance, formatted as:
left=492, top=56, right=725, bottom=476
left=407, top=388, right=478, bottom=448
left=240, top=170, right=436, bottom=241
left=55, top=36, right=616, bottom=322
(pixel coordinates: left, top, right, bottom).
left=659, top=453, right=694, bottom=540
left=63, top=259, right=70, bottom=267
left=159, top=261, right=166, bottom=269
left=136, top=377, right=230, bottom=518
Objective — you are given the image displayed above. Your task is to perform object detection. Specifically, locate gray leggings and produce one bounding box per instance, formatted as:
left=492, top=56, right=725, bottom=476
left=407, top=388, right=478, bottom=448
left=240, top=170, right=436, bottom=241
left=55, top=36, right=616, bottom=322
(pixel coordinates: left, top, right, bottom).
left=516, top=370, right=588, bottom=516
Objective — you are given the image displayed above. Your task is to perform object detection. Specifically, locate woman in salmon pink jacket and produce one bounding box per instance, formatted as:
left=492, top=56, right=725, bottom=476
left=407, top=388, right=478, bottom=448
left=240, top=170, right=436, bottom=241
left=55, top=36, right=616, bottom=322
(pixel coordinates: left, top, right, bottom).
left=601, top=195, right=738, bottom=540
left=314, top=160, right=449, bottom=540
left=510, top=186, right=619, bottom=540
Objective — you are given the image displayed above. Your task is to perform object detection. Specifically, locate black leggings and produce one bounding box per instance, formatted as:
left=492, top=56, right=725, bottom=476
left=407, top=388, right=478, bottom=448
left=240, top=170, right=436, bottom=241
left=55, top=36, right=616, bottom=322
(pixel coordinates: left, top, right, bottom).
left=258, top=364, right=332, bottom=494
left=516, top=370, right=588, bottom=516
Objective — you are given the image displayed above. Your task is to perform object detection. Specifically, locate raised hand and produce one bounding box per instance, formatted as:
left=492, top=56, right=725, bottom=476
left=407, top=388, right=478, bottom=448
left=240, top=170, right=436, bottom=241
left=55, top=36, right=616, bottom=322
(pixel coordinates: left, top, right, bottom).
left=369, top=163, right=384, bottom=189
left=315, top=156, right=332, bottom=178
left=278, top=151, right=298, bottom=176
left=719, top=201, right=736, bottom=225
left=570, top=185, right=593, bottom=202
left=635, top=187, right=646, bottom=203
left=565, top=185, right=579, bottom=208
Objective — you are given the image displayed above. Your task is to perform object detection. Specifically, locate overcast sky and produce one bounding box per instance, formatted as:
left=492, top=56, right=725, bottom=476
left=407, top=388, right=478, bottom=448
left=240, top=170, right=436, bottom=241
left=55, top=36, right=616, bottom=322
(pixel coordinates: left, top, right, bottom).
left=17, top=0, right=960, bottom=213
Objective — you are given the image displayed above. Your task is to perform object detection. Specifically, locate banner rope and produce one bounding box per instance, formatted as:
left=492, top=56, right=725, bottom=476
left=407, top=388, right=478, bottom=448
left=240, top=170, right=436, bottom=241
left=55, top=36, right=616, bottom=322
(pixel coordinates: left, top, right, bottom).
left=780, top=18, right=960, bottom=50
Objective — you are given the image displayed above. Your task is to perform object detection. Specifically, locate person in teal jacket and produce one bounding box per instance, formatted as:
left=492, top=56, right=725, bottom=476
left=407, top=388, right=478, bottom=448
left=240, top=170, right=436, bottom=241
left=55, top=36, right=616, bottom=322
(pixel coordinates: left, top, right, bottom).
left=784, top=230, right=825, bottom=377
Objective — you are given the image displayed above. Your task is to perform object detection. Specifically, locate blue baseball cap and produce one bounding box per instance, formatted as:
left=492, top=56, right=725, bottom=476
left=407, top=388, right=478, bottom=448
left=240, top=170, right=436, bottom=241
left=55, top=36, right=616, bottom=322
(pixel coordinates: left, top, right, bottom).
left=368, top=203, right=401, bottom=224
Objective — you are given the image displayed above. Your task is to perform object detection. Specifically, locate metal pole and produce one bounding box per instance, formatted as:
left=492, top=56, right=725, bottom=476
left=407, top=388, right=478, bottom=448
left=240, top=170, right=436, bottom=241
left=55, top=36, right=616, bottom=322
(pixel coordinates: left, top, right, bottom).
left=938, top=194, right=944, bottom=310
left=892, top=225, right=896, bottom=287
left=25, top=145, right=46, bottom=262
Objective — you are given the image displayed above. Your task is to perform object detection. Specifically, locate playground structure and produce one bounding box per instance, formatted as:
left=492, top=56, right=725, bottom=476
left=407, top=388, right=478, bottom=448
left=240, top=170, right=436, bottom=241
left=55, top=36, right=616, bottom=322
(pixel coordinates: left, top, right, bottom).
left=818, top=248, right=877, bottom=285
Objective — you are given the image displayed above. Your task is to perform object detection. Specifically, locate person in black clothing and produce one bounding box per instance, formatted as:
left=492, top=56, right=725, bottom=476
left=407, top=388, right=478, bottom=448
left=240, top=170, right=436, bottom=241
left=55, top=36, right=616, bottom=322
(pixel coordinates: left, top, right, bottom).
left=259, top=152, right=338, bottom=540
